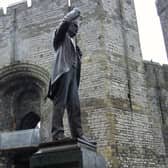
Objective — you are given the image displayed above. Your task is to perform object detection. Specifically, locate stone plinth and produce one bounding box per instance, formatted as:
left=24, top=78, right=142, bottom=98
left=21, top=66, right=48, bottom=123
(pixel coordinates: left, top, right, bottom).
left=0, top=129, right=40, bottom=151
left=30, top=138, right=106, bottom=168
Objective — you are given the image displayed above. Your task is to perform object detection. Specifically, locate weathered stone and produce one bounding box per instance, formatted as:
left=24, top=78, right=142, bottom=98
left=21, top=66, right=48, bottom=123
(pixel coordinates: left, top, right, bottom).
left=156, top=0, right=168, bottom=59
left=0, top=129, right=40, bottom=150
left=30, top=139, right=106, bottom=168
left=0, top=0, right=167, bottom=168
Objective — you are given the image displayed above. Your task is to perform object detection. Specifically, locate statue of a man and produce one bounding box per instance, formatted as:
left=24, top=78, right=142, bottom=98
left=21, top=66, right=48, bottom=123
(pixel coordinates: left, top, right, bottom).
left=47, top=8, right=87, bottom=141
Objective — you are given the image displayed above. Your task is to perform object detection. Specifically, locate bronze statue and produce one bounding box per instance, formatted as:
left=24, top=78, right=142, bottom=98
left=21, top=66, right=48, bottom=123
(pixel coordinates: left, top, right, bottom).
left=47, top=8, right=89, bottom=142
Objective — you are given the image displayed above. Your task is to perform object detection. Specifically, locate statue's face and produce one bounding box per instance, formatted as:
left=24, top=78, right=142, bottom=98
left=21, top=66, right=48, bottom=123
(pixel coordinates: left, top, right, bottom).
left=68, top=22, right=78, bottom=37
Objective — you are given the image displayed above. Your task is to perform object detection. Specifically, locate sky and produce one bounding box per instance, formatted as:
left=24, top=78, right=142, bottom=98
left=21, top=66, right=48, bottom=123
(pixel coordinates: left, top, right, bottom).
left=134, top=0, right=167, bottom=64
left=0, top=0, right=167, bottom=64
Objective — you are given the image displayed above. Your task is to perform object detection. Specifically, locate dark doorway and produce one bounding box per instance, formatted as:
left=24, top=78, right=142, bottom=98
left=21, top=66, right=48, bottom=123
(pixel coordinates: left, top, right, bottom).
left=19, top=112, right=40, bottom=130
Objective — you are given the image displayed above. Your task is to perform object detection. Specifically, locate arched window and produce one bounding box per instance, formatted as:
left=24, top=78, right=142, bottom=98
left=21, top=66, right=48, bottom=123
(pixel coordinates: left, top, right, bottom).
left=19, top=112, right=40, bottom=130
left=0, top=63, right=49, bottom=131
left=14, top=87, right=41, bottom=131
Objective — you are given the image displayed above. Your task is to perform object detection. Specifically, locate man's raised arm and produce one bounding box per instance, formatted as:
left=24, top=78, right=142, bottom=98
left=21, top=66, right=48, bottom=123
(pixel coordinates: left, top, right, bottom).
left=53, top=8, right=80, bottom=49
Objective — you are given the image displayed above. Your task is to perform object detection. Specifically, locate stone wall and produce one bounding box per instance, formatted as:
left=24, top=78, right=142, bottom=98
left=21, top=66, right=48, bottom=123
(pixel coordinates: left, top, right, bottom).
left=0, top=0, right=167, bottom=168
left=144, top=61, right=168, bottom=166
left=156, top=0, right=168, bottom=59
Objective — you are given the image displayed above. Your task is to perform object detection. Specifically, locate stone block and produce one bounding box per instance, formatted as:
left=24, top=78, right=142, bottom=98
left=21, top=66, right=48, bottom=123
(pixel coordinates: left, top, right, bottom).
left=30, top=138, right=106, bottom=168
left=0, top=129, right=40, bottom=150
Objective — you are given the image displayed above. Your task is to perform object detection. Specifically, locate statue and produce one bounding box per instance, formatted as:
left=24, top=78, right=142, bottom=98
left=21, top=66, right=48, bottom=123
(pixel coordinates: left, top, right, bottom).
left=47, top=8, right=90, bottom=142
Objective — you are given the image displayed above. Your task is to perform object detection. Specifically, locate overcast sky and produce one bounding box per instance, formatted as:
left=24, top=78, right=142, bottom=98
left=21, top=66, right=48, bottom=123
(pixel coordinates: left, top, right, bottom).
left=134, top=0, right=167, bottom=64
left=0, top=0, right=167, bottom=64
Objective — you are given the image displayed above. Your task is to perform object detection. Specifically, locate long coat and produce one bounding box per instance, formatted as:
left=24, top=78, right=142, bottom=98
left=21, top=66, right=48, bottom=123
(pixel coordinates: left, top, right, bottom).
left=47, top=20, right=82, bottom=100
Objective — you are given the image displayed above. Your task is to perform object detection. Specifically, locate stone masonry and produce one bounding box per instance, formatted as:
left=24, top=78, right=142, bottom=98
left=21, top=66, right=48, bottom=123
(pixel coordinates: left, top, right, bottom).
left=156, top=0, right=168, bottom=60
left=0, top=0, right=167, bottom=168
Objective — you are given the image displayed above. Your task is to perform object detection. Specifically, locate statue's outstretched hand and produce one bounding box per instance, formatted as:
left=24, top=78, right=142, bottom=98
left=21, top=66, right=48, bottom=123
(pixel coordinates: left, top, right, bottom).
left=64, top=8, right=80, bottom=22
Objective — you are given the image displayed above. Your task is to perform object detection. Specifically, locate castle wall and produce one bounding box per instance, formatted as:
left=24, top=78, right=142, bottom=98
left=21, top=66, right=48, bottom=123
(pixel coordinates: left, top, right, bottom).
left=0, top=0, right=167, bottom=167
left=144, top=61, right=168, bottom=166
left=156, top=0, right=168, bottom=59
left=0, top=0, right=60, bottom=70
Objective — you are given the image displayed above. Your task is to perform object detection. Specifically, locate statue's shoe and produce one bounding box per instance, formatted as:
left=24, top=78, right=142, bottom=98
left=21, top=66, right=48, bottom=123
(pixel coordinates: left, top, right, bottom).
left=53, top=133, right=67, bottom=141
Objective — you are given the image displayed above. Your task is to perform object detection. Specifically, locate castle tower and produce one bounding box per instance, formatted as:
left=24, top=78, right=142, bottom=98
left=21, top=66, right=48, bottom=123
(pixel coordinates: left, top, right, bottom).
left=156, top=0, right=168, bottom=59
left=0, top=0, right=167, bottom=167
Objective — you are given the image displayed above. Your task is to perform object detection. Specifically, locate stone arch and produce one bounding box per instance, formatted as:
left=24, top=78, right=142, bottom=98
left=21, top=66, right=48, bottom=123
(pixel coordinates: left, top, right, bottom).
left=0, top=63, right=50, bottom=131
left=19, top=112, right=40, bottom=130
left=14, top=89, right=41, bottom=130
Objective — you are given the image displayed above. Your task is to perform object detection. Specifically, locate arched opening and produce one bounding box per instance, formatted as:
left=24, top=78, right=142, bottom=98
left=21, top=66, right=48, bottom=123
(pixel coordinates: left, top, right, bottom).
left=13, top=85, right=42, bottom=131
left=19, top=112, right=40, bottom=130
left=0, top=63, right=49, bottom=168
left=0, top=63, right=49, bottom=131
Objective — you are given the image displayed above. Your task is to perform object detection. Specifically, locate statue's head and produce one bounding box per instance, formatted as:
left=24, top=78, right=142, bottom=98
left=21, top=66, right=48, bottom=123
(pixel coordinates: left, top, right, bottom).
left=68, top=21, right=78, bottom=37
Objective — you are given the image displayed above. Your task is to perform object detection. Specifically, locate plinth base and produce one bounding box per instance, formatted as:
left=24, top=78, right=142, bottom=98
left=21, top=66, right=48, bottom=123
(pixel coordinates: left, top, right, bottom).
left=30, top=138, right=106, bottom=168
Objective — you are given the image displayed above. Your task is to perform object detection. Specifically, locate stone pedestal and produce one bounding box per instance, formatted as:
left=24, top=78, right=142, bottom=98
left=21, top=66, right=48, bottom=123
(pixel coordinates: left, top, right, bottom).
left=30, top=138, right=106, bottom=168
